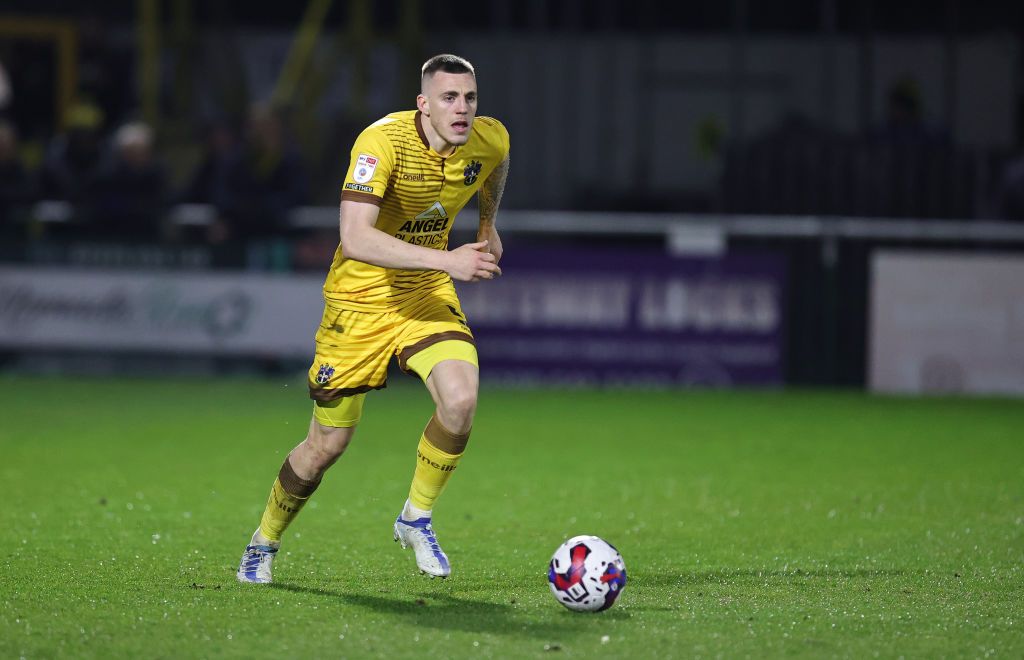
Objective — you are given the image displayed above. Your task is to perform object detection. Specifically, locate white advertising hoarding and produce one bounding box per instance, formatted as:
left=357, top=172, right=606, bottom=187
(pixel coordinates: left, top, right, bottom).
left=869, top=251, right=1024, bottom=396
left=0, top=267, right=325, bottom=358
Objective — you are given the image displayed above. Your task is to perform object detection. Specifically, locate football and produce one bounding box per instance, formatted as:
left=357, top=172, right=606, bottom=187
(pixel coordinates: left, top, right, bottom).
left=547, top=535, right=627, bottom=612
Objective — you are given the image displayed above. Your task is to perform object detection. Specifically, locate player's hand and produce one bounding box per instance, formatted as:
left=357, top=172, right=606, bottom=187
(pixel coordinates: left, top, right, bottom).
left=446, top=240, right=502, bottom=282
left=477, top=225, right=503, bottom=265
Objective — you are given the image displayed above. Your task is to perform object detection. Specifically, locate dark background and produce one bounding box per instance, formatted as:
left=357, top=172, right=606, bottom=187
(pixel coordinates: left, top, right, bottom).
left=1, top=0, right=1022, bottom=388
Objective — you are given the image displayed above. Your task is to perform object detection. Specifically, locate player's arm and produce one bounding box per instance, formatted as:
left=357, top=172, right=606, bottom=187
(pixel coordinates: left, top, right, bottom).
left=476, top=154, right=509, bottom=264
left=340, top=200, right=501, bottom=282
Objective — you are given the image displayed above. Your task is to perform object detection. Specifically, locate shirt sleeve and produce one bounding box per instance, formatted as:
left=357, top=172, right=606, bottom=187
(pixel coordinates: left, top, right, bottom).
left=340, top=127, right=395, bottom=206
left=492, top=117, right=510, bottom=159
left=497, top=117, right=509, bottom=156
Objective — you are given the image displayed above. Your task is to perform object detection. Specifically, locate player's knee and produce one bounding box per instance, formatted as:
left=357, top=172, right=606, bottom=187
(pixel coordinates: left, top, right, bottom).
left=306, top=422, right=354, bottom=469
left=438, top=387, right=477, bottom=432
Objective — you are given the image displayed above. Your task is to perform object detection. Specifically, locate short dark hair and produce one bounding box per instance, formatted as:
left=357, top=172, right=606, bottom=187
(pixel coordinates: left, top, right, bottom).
left=421, top=54, right=475, bottom=81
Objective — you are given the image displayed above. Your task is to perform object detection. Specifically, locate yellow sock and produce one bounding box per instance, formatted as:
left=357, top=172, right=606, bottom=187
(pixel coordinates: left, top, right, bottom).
left=408, top=415, right=470, bottom=511
left=258, top=458, right=320, bottom=542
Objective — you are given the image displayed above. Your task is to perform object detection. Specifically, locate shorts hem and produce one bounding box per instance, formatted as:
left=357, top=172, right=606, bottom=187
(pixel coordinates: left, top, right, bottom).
left=308, top=381, right=387, bottom=402
left=397, top=331, right=475, bottom=374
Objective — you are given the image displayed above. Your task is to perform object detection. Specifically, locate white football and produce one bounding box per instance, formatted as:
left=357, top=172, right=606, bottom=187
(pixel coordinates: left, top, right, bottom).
left=547, top=535, right=627, bottom=612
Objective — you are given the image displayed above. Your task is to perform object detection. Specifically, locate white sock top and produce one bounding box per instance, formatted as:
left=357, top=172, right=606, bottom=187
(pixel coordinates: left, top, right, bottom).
left=402, top=500, right=432, bottom=521
left=251, top=528, right=281, bottom=549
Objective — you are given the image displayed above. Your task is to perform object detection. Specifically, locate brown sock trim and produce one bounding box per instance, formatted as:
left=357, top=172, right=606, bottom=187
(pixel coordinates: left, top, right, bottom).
left=424, top=414, right=471, bottom=455
left=278, top=457, right=321, bottom=498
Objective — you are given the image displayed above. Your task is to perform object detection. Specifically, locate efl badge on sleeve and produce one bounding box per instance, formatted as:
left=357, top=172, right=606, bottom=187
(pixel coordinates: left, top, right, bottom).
left=353, top=153, right=379, bottom=183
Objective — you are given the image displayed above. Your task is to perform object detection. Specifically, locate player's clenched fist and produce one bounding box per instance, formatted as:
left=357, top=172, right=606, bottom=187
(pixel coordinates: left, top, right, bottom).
left=445, top=240, right=502, bottom=282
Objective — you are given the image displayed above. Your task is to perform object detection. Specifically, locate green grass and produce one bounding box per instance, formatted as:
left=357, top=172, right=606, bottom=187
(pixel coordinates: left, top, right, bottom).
left=1, top=375, right=1022, bottom=658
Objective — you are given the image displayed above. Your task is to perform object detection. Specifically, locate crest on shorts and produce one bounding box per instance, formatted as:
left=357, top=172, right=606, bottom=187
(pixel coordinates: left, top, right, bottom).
left=315, top=364, right=336, bottom=385
left=353, top=153, right=379, bottom=184
left=463, top=160, right=482, bottom=185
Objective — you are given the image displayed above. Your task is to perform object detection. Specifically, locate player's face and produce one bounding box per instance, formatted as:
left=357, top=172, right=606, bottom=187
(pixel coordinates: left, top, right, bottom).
left=417, top=71, right=478, bottom=152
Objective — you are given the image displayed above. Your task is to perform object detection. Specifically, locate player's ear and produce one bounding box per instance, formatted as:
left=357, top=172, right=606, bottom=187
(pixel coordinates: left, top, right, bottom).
left=416, top=94, right=429, bottom=116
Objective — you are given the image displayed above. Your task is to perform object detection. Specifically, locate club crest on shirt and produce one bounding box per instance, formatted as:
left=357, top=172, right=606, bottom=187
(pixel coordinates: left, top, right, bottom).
left=315, top=364, right=336, bottom=385
left=353, top=153, right=379, bottom=183
left=463, top=160, right=482, bottom=185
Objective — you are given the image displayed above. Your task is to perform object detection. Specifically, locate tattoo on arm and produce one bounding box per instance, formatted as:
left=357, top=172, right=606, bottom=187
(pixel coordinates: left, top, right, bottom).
left=479, top=155, right=509, bottom=228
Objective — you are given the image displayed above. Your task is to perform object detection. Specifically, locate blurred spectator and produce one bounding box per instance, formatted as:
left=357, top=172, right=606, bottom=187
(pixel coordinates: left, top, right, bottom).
left=990, top=101, right=1024, bottom=221
left=0, top=120, right=37, bottom=230
left=180, top=119, right=238, bottom=204
left=994, top=154, right=1024, bottom=221
left=869, top=77, right=949, bottom=146
left=91, top=121, right=168, bottom=240
left=39, top=102, right=105, bottom=203
left=177, top=119, right=238, bottom=244
left=721, top=112, right=845, bottom=215
left=216, top=102, right=308, bottom=239
left=853, top=78, right=958, bottom=218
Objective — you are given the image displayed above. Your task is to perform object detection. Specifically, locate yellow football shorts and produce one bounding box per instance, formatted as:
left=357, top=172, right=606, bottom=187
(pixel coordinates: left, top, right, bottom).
left=307, top=287, right=477, bottom=428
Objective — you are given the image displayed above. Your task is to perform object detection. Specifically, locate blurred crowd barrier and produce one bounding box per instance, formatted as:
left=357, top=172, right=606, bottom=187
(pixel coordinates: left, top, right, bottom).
left=869, top=252, right=1024, bottom=396
left=1, top=207, right=1023, bottom=395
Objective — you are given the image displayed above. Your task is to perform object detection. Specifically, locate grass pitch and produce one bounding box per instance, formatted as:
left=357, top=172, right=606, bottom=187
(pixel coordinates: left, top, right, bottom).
left=1, top=375, right=1022, bottom=658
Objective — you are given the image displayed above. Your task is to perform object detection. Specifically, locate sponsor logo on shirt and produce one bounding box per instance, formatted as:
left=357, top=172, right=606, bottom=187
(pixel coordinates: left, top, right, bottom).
left=344, top=183, right=373, bottom=193
left=394, top=201, right=450, bottom=247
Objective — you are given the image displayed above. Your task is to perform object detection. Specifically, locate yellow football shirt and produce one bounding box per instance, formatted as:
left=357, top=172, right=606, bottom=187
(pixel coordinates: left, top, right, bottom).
left=325, top=109, right=510, bottom=311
